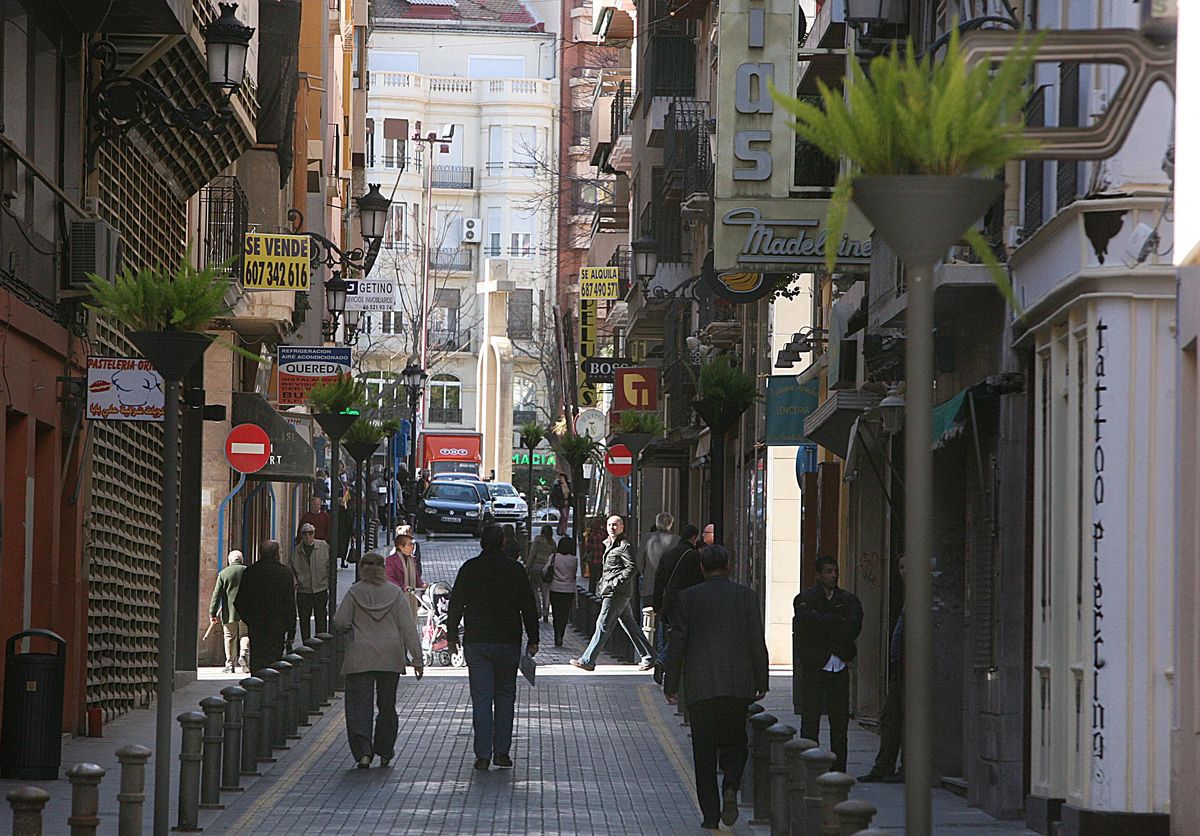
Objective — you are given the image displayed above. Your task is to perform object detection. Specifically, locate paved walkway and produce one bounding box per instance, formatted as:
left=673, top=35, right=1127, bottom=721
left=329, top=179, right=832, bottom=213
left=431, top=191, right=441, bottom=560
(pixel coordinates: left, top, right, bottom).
left=0, top=535, right=1037, bottom=834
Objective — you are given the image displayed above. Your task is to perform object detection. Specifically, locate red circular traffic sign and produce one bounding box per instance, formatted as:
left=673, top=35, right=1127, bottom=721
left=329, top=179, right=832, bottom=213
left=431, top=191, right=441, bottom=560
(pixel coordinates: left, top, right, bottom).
left=605, top=443, right=633, bottom=478
left=225, top=424, right=272, bottom=474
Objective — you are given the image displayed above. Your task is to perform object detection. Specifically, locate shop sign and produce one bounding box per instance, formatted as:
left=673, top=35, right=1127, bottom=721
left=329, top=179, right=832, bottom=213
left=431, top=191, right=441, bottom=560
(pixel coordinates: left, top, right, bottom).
left=613, top=367, right=659, bottom=412
left=578, top=299, right=598, bottom=407
left=345, top=277, right=397, bottom=312
left=714, top=198, right=874, bottom=276
left=242, top=233, right=311, bottom=291
left=512, top=450, right=557, bottom=466
left=86, top=356, right=164, bottom=421
left=765, top=375, right=820, bottom=445
left=277, top=346, right=352, bottom=406
left=581, top=356, right=633, bottom=385
left=580, top=267, right=621, bottom=300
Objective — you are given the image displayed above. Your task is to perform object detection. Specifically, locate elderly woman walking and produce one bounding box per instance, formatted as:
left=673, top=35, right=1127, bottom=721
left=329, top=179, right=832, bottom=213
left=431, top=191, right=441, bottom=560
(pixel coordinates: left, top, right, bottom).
left=548, top=536, right=580, bottom=647
left=333, top=551, right=424, bottom=768
left=526, top=525, right=556, bottom=621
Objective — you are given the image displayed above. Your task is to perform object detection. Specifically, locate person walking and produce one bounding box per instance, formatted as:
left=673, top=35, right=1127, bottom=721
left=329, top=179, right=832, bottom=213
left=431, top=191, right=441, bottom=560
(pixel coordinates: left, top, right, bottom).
left=570, top=515, right=655, bottom=672
left=664, top=545, right=769, bottom=830
left=333, top=551, right=424, bottom=769
left=637, top=512, right=679, bottom=666
left=447, top=525, right=540, bottom=770
left=550, top=473, right=571, bottom=536
left=385, top=531, right=424, bottom=625
left=502, top=524, right=522, bottom=562
left=236, top=540, right=297, bottom=674
left=395, top=524, right=424, bottom=579
left=526, top=525, right=556, bottom=620
left=290, top=523, right=331, bottom=642
left=794, top=555, right=864, bottom=773
left=209, top=550, right=249, bottom=673
left=583, top=515, right=606, bottom=593
left=701, top=523, right=715, bottom=547
left=297, top=496, right=330, bottom=543
left=860, top=553, right=906, bottom=783
left=547, top=536, right=579, bottom=647
left=657, top=525, right=704, bottom=622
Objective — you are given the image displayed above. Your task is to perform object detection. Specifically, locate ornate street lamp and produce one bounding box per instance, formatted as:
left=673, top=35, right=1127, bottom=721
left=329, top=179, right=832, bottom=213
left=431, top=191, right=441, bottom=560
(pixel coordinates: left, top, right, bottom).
left=88, top=3, right=254, bottom=168
left=355, top=184, right=391, bottom=241
left=632, top=234, right=659, bottom=286
left=342, top=308, right=362, bottom=346
left=879, top=386, right=906, bottom=436
left=287, top=184, right=392, bottom=274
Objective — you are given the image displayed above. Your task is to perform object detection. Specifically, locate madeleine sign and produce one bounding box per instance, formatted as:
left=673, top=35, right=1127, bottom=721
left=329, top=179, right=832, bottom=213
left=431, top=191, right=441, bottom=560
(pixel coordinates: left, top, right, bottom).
left=714, top=198, right=874, bottom=277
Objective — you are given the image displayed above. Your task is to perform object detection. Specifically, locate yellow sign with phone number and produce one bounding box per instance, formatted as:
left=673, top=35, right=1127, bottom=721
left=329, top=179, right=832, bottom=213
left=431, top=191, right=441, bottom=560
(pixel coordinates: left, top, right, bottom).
left=242, top=233, right=311, bottom=291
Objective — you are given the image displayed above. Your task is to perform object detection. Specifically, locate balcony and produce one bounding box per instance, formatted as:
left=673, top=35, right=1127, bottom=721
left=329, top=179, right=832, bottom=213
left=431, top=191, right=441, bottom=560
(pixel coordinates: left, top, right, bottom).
left=431, top=166, right=474, bottom=189
left=592, top=0, right=635, bottom=41
left=427, top=406, right=464, bottom=424
left=429, top=248, right=473, bottom=272
left=430, top=328, right=473, bottom=353
left=644, top=34, right=696, bottom=147
left=377, top=155, right=421, bottom=173
left=663, top=100, right=712, bottom=215
left=794, top=128, right=838, bottom=191
left=369, top=73, right=554, bottom=102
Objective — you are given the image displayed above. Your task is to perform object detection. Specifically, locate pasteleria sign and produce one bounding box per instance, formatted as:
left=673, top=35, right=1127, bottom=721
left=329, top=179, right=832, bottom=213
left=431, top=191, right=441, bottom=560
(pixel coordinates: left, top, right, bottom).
left=243, top=233, right=311, bottom=290
left=86, top=356, right=165, bottom=421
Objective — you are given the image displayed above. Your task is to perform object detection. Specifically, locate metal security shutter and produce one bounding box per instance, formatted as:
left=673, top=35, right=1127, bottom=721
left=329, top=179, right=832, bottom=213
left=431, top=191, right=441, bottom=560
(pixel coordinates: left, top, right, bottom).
left=87, top=140, right=187, bottom=719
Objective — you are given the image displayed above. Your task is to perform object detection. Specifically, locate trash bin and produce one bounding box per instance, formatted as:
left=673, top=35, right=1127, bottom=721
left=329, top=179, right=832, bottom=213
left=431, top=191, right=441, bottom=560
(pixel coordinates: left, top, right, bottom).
left=1, top=629, right=66, bottom=779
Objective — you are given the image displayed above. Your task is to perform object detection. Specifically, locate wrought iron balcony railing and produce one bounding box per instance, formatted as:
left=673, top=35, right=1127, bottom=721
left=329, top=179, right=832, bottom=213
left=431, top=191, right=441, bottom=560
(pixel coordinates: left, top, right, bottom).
left=431, top=165, right=474, bottom=189
left=427, top=406, right=463, bottom=424
left=664, top=99, right=711, bottom=200
left=429, top=248, right=473, bottom=272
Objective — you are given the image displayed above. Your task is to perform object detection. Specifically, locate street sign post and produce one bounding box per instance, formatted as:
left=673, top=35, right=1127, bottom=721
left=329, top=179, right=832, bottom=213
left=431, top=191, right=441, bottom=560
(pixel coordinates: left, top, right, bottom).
left=225, top=424, right=272, bottom=474
left=604, top=443, right=633, bottom=478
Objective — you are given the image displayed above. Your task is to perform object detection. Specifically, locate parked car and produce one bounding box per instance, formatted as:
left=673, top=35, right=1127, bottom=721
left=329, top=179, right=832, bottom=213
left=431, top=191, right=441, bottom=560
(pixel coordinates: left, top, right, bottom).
left=486, top=482, right=529, bottom=530
left=532, top=504, right=573, bottom=527
left=417, top=480, right=494, bottom=537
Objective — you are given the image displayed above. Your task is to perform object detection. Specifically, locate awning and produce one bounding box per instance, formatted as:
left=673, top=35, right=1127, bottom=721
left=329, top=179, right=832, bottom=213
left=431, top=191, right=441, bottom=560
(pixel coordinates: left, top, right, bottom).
left=803, top=390, right=880, bottom=459
left=931, top=383, right=997, bottom=450
left=231, top=393, right=315, bottom=482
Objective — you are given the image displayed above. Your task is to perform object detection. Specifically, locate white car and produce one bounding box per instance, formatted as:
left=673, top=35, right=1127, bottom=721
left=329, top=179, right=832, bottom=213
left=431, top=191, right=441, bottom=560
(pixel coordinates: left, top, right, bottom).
left=487, top=482, right=529, bottom=529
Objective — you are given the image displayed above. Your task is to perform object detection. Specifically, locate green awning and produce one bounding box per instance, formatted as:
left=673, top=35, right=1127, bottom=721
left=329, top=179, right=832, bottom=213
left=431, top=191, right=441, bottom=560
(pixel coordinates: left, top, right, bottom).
left=931, top=390, right=971, bottom=449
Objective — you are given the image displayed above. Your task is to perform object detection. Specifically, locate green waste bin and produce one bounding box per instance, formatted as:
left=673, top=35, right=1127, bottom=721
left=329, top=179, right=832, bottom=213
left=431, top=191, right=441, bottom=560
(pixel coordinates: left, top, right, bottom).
left=1, top=629, right=66, bottom=780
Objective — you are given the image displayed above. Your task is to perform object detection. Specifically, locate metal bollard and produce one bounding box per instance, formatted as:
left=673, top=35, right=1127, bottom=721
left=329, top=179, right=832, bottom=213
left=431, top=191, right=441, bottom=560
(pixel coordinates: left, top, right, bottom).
left=748, top=712, right=778, bottom=824
left=800, top=748, right=836, bottom=836
left=66, top=763, right=106, bottom=836
left=833, top=799, right=877, bottom=835
left=176, top=710, right=206, bottom=832
left=287, top=650, right=313, bottom=726
left=765, top=723, right=796, bottom=835
left=784, top=737, right=818, bottom=836
left=283, top=653, right=306, bottom=731
left=7, top=786, right=50, bottom=836
left=198, top=696, right=227, bottom=810
left=271, top=660, right=299, bottom=740
left=238, top=677, right=265, bottom=775
left=295, top=645, right=320, bottom=714
left=314, top=632, right=335, bottom=703
left=815, top=772, right=855, bottom=836
left=219, top=685, right=246, bottom=791
left=742, top=703, right=764, bottom=804
left=256, top=668, right=285, bottom=754
left=116, top=744, right=151, bottom=836
left=304, top=637, right=327, bottom=706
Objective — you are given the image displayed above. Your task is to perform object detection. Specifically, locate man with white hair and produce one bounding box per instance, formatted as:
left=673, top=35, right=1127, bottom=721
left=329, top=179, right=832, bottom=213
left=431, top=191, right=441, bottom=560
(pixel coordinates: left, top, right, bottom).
left=210, top=550, right=249, bottom=673
left=637, top=511, right=680, bottom=670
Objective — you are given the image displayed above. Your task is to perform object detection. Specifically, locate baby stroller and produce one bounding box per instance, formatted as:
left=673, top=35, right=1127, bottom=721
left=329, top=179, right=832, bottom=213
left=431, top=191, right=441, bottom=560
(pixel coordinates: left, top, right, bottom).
left=418, top=582, right=466, bottom=668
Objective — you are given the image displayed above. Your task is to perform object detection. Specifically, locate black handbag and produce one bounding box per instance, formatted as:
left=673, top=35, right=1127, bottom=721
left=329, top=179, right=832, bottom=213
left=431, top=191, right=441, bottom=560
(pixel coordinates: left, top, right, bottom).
left=541, top=553, right=556, bottom=584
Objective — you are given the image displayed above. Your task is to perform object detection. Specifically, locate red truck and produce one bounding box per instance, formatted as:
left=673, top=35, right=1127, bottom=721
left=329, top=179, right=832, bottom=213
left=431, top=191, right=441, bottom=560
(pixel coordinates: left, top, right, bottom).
left=420, top=431, right=483, bottom=477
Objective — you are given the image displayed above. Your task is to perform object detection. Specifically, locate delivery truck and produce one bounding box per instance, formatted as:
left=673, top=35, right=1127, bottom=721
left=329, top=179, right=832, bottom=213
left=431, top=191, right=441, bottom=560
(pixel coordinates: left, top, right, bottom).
left=420, top=432, right=483, bottom=477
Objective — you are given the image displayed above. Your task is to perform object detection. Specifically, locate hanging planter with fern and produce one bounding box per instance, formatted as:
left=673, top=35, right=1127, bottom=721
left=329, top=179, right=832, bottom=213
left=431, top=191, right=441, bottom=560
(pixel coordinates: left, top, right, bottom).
left=692, top=357, right=760, bottom=434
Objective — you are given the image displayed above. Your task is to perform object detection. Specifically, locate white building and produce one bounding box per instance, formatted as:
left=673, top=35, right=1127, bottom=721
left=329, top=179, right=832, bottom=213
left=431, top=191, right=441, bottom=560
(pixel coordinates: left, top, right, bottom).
left=359, top=0, right=561, bottom=482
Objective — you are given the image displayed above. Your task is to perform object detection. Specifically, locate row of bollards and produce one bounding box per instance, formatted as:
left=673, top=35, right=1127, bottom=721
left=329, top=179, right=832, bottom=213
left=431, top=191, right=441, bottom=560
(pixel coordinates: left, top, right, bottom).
left=5, top=631, right=345, bottom=835
left=746, top=704, right=880, bottom=836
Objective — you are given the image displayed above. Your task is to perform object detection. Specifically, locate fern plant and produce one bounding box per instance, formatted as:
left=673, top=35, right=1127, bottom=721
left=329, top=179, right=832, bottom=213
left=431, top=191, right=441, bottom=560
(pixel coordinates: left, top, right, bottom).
left=520, top=421, right=547, bottom=450
left=379, top=418, right=402, bottom=437
left=553, top=433, right=602, bottom=471
left=86, top=252, right=234, bottom=332
left=617, top=410, right=665, bottom=437
left=771, top=27, right=1040, bottom=308
left=308, top=374, right=366, bottom=415
left=343, top=418, right=384, bottom=445
left=696, top=357, right=759, bottom=411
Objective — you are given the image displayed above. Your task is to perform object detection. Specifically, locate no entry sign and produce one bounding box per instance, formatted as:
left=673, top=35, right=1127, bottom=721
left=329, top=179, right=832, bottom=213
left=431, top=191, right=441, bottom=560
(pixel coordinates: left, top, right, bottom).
left=605, top=444, right=633, bottom=478
left=225, top=424, right=272, bottom=474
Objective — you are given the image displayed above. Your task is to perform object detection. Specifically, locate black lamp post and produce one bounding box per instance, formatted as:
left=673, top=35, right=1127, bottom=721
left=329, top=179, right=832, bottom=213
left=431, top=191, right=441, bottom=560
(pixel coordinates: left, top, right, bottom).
left=632, top=234, right=659, bottom=290
left=88, top=3, right=254, bottom=169
left=402, top=362, right=427, bottom=520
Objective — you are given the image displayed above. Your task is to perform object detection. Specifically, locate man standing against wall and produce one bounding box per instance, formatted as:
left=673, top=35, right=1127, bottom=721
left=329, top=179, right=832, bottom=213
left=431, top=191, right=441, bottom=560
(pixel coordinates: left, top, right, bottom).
left=794, top=555, right=863, bottom=773
left=290, top=523, right=331, bottom=641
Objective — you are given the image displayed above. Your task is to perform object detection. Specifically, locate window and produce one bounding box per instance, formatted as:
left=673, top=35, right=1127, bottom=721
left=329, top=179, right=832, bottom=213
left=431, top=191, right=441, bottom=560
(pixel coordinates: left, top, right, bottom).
left=352, top=27, right=365, bottom=89
left=467, top=55, right=526, bottom=79
left=572, top=110, right=591, bottom=145
left=487, top=126, right=504, bottom=174
left=437, top=207, right=464, bottom=247
left=381, top=311, right=401, bottom=334
left=486, top=206, right=502, bottom=256
left=383, top=118, right=408, bottom=169
left=383, top=203, right=407, bottom=249
left=366, top=118, right=375, bottom=166
left=508, top=288, right=533, bottom=339
left=512, top=126, right=536, bottom=175
left=509, top=209, right=534, bottom=257
left=435, top=125, right=464, bottom=167
left=430, top=289, right=461, bottom=350
left=429, top=374, right=463, bottom=423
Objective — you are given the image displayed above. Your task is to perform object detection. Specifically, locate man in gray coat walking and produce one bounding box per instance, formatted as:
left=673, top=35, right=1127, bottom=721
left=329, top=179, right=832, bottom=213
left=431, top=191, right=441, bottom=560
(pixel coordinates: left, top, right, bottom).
left=665, top=545, right=769, bottom=830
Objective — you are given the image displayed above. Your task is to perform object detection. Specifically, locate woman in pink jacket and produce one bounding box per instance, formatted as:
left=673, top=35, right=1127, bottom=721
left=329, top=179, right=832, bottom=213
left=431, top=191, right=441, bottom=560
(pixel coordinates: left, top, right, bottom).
left=385, top=532, right=423, bottom=589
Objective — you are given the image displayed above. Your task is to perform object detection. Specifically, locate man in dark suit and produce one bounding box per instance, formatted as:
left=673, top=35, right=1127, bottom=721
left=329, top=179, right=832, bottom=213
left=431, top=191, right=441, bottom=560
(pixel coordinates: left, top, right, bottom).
left=665, top=545, right=769, bottom=830
left=794, top=554, right=864, bottom=773
left=236, top=540, right=298, bottom=675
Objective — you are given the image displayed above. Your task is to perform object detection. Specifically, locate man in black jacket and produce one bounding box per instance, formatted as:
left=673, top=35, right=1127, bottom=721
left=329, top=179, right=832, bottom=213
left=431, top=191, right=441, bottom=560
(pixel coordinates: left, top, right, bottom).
left=447, top=524, right=540, bottom=771
left=794, top=555, right=864, bottom=772
left=237, top=540, right=298, bottom=675
left=654, top=524, right=703, bottom=620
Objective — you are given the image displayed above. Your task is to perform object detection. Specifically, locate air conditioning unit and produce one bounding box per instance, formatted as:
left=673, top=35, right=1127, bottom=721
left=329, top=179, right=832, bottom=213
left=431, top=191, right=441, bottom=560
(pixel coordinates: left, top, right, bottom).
left=462, top=217, right=482, bottom=244
left=68, top=217, right=123, bottom=290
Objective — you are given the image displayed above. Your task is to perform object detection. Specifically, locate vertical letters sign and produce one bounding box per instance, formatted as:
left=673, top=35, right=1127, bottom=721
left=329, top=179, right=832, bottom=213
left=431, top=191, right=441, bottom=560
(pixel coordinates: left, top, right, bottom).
left=578, top=298, right=598, bottom=408
left=715, top=0, right=796, bottom=196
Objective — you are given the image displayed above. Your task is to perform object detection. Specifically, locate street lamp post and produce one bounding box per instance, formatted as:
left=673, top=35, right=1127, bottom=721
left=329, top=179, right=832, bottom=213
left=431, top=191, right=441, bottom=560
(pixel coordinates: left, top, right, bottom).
left=402, top=362, right=428, bottom=522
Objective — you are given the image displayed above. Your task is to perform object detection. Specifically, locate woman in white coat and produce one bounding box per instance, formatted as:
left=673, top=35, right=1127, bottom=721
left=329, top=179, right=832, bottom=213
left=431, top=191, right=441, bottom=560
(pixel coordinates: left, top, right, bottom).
left=333, top=551, right=424, bottom=768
